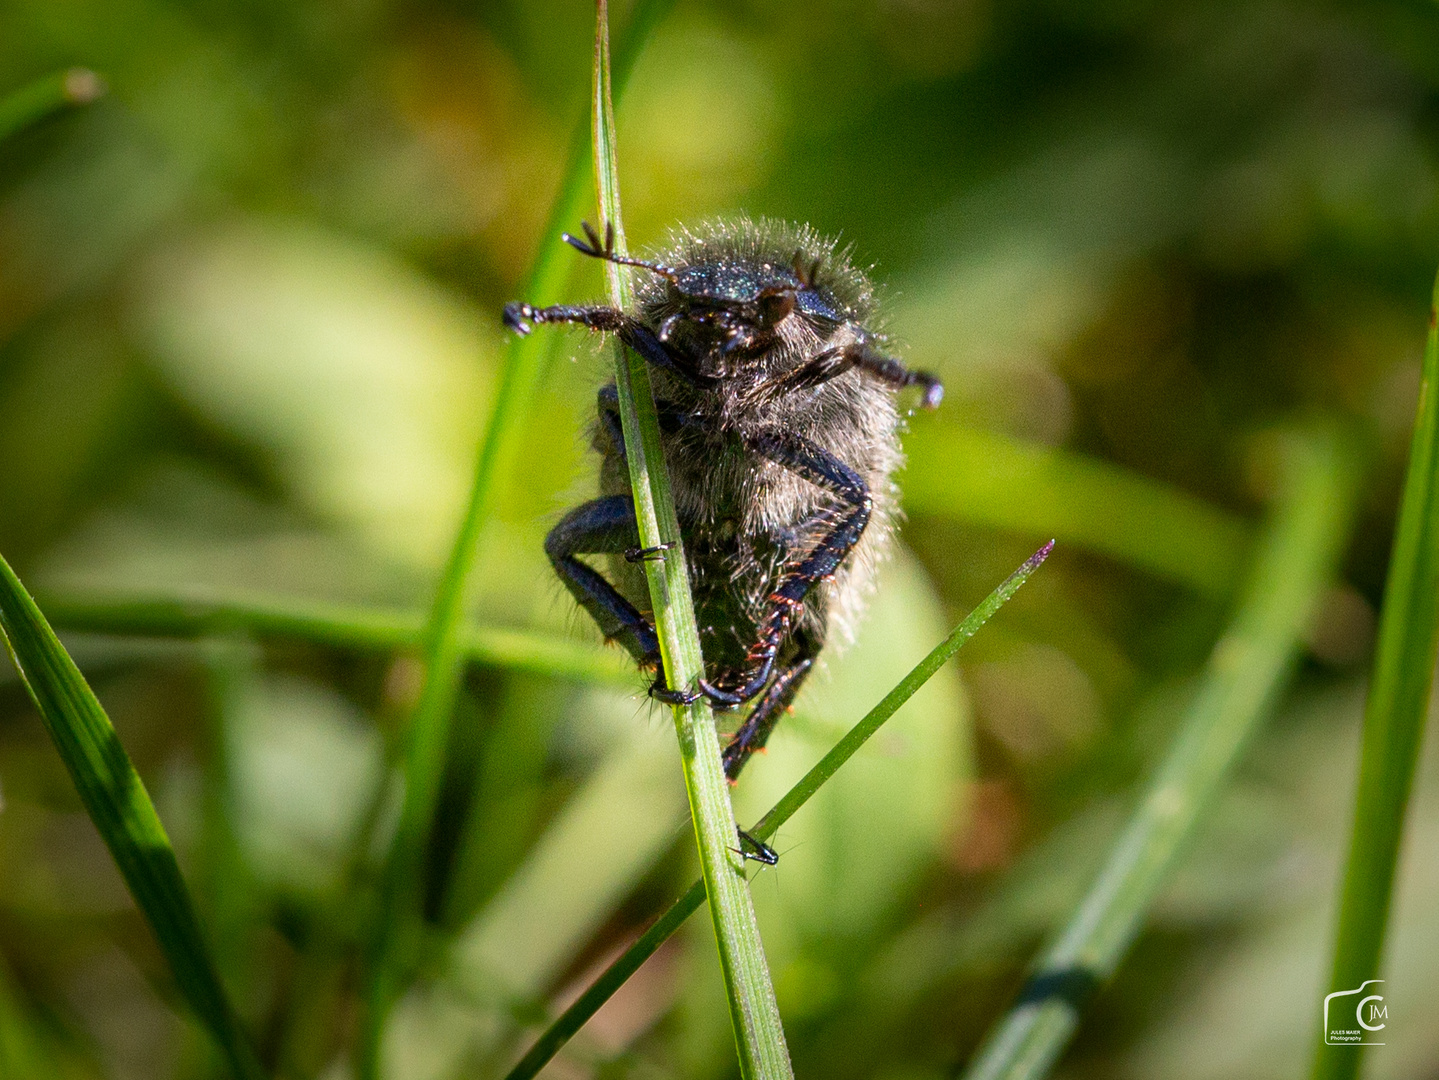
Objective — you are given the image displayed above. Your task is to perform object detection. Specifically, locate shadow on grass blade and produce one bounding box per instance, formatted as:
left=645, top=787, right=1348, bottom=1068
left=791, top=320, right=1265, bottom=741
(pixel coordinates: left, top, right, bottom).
left=0, top=553, right=264, bottom=1080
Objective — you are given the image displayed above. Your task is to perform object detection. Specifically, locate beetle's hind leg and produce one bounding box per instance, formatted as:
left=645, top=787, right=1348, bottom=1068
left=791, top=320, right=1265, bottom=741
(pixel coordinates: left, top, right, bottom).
left=545, top=495, right=697, bottom=704
left=700, top=430, right=870, bottom=709
left=721, top=632, right=817, bottom=781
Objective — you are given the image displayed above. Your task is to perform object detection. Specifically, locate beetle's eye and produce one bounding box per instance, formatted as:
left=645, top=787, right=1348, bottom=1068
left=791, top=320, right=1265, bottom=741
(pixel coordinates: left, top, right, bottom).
left=758, top=290, right=795, bottom=325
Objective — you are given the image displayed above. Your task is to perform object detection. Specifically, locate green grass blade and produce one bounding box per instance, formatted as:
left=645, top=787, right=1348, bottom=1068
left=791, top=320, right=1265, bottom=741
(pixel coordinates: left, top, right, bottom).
left=903, top=425, right=1251, bottom=595
left=589, top=3, right=791, bottom=1077
left=0, top=554, right=264, bottom=1080
left=41, top=590, right=631, bottom=685
left=1312, top=275, right=1439, bottom=1080
left=354, top=4, right=672, bottom=1069
left=960, top=423, right=1361, bottom=1080
left=501, top=545, right=1051, bottom=1080
left=0, top=68, right=104, bottom=142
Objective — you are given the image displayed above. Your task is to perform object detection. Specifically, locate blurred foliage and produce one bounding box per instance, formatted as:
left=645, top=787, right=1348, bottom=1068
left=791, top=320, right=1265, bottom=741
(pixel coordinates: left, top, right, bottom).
left=0, top=1, right=1438, bottom=1079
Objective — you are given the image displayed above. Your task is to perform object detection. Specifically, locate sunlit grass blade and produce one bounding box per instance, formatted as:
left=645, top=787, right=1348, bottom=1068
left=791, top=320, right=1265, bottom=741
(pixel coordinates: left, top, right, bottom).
left=1312, top=274, right=1439, bottom=1080
left=501, top=544, right=1051, bottom=1080
left=41, top=590, right=630, bottom=685
left=355, top=2, right=674, bottom=1074
left=0, top=554, right=264, bottom=1080
left=903, top=424, right=1251, bottom=595
left=0, top=68, right=104, bottom=142
left=587, top=3, right=792, bottom=1077
left=959, top=424, right=1361, bottom=1080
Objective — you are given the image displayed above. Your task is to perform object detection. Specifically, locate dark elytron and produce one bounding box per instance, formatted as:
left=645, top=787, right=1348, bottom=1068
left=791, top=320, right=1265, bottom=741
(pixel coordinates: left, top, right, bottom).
left=504, top=218, right=941, bottom=781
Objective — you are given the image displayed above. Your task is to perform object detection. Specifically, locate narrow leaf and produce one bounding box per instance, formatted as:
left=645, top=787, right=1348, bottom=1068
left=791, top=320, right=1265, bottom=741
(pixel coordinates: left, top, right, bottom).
left=589, top=1, right=792, bottom=1076
left=0, top=553, right=264, bottom=1080
left=1312, top=272, right=1439, bottom=1080
left=903, top=424, right=1250, bottom=595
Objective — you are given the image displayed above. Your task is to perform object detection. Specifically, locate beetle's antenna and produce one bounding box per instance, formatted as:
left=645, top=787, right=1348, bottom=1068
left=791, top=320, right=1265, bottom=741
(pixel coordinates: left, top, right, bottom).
left=563, top=220, right=681, bottom=284
left=791, top=251, right=823, bottom=288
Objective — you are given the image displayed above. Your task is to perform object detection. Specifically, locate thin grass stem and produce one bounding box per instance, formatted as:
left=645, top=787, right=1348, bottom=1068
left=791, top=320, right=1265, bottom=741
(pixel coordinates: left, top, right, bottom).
left=40, top=591, right=631, bottom=685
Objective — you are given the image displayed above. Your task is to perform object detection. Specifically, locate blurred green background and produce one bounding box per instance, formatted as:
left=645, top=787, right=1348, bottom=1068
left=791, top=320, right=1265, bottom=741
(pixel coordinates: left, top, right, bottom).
left=1, top=0, right=1438, bottom=1078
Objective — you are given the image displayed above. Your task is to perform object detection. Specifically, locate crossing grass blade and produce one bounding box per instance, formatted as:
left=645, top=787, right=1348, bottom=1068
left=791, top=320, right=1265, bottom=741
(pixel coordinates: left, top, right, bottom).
left=959, top=423, right=1362, bottom=1080
left=41, top=590, right=631, bottom=686
left=501, top=543, right=1052, bottom=1080
left=0, top=68, right=104, bottom=142
left=0, top=553, right=265, bottom=1080
left=1312, top=272, right=1439, bottom=1080
left=354, top=2, right=674, bottom=1074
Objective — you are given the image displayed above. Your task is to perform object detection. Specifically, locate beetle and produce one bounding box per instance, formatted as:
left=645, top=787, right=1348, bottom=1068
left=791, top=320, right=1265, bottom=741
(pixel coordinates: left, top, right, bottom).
left=504, top=217, right=941, bottom=780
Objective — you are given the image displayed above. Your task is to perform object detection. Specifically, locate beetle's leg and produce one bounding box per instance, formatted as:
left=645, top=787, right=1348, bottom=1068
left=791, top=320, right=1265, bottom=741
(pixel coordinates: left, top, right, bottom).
left=762, top=346, right=855, bottom=397
left=546, top=495, right=654, bottom=661
left=846, top=338, right=943, bottom=408
left=597, top=383, right=628, bottom=458
left=721, top=640, right=816, bottom=780
left=504, top=302, right=625, bottom=336
left=504, top=302, right=714, bottom=387
left=767, top=338, right=943, bottom=409
left=732, top=829, right=779, bottom=866
left=545, top=495, right=696, bottom=704
left=595, top=385, right=694, bottom=565
left=597, top=383, right=695, bottom=460
left=699, top=431, right=870, bottom=707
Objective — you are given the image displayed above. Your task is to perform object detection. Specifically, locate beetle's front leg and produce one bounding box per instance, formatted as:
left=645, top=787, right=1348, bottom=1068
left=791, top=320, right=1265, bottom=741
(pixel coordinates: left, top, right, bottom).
left=503, top=303, right=714, bottom=387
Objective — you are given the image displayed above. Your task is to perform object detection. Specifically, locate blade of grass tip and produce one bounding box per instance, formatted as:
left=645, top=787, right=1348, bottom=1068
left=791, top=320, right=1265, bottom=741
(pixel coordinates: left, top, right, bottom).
left=0, top=68, right=104, bottom=142
left=1312, top=273, right=1439, bottom=1080
left=589, top=3, right=792, bottom=1078
left=0, top=554, right=265, bottom=1080
left=42, top=590, right=631, bottom=686
left=959, top=423, right=1362, bottom=1080
left=502, top=544, right=1052, bottom=1080
left=355, top=1, right=674, bottom=1073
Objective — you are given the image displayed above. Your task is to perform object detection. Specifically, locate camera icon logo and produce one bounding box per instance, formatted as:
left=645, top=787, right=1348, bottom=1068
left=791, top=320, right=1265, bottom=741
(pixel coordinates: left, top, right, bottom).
left=1324, top=980, right=1386, bottom=1046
